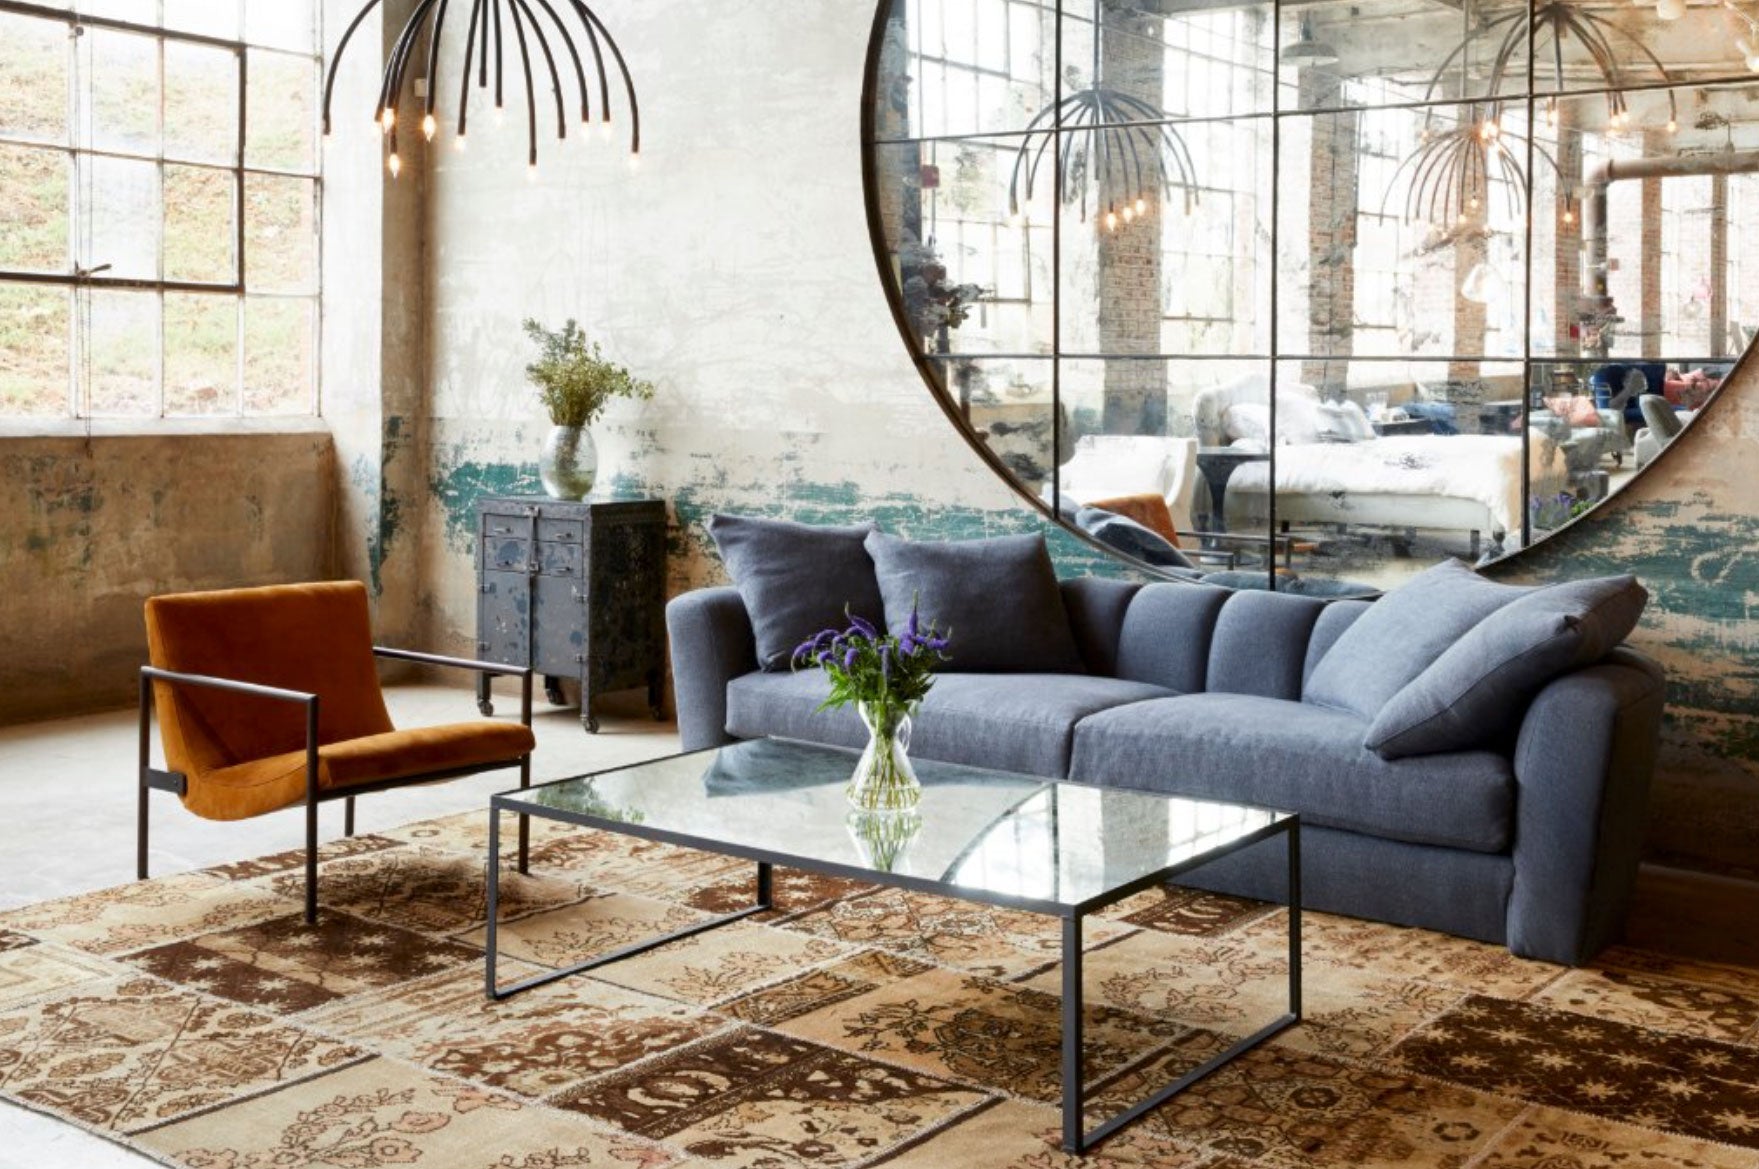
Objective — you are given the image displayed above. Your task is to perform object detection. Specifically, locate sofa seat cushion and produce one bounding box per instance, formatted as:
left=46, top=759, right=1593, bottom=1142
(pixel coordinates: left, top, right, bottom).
left=1070, top=694, right=1513, bottom=852
left=726, top=671, right=1175, bottom=778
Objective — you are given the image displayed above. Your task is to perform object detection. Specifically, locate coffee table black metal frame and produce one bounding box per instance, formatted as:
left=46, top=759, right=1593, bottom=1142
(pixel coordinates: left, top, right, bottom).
left=483, top=754, right=1301, bottom=1156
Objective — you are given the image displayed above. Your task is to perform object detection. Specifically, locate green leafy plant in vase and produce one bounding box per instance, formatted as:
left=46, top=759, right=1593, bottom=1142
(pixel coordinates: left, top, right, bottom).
left=523, top=318, right=655, bottom=500
left=793, top=607, right=951, bottom=813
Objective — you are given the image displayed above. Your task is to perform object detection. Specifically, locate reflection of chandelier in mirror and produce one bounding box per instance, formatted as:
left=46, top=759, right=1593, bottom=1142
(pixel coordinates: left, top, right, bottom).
left=1389, top=1, right=1678, bottom=226
left=322, top=0, right=639, bottom=181
left=1006, top=0, right=1199, bottom=232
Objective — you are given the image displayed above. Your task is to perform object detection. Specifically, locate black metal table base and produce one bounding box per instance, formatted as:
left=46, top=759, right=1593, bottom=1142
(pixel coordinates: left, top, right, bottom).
left=483, top=804, right=1300, bottom=1156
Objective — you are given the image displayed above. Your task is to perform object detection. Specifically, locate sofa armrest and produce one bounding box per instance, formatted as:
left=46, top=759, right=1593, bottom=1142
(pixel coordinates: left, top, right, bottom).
left=666, top=587, right=758, bottom=752
left=1507, top=647, right=1665, bottom=965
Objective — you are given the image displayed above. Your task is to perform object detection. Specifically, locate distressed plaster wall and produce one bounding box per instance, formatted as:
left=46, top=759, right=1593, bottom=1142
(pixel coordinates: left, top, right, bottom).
left=1490, top=369, right=1759, bottom=879
left=414, top=0, right=1111, bottom=658
left=0, top=428, right=336, bottom=724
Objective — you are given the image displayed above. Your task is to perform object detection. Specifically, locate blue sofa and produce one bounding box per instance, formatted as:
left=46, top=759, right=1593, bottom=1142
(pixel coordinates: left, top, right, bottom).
left=668, top=578, right=1665, bottom=965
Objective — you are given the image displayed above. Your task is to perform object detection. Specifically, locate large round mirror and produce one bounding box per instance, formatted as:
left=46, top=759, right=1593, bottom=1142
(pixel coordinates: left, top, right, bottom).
left=862, top=0, right=1752, bottom=596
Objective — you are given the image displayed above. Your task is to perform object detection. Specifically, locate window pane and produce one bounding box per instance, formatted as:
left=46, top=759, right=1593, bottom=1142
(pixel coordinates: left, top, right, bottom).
left=165, top=0, right=239, bottom=39
left=85, top=291, right=159, bottom=416
left=77, top=0, right=155, bottom=21
left=246, top=49, right=316, bottom=172
left=0, top=14, right=70, bottom=144
left=165, top=293, right=237, bottom=414
left=83, top=28, right=160, bottom=156
left=0, top=145, right=70, bottom=273
left=245, top=3, right=313, bottom=53
left=245, top=174, right=316, bottom=292
left=166, top=40, right=239, bottom=165
left=244, top=297, right=313, bottom=413
left=87, top=156, right=160, bottom=281
left=165, top=165, right=235, bottom=282
left=0, top=285, right=70, bottom=417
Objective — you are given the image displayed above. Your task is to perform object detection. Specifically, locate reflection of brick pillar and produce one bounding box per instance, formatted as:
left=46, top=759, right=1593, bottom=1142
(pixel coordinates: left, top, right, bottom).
left=1641, top=130, right=1664, bottom=359
left=1553, top=107, right=1582, bottom=360
left=1300, top=70, right=1356, bottom=393
left=1098, top=2, right=1164, bottom=436
left=1450, top=230, right=1487, bottom=385
left=1711, top=173, right=1729, bottom=358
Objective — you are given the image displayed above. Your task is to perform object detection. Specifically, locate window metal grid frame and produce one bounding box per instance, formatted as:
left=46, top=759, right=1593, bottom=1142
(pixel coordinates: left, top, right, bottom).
left=0, top=0, right=323, bottom=420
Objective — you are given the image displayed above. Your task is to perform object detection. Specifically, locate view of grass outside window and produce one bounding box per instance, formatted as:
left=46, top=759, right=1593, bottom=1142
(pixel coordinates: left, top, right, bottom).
left=0, top=0, right=320, bottom=419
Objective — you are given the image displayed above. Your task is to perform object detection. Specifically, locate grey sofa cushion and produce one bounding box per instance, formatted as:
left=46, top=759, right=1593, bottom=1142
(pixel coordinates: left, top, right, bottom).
left=1303, top=559, right=1529, bottom=719
left=863, top=531, right=1085, bottom=673
left=1367, top=575, right=1648, bottom=758
left=726, top=670, right=1174, bottom=778
left=708, top=514, right=885, bottom=672
left=1070, top=693, right=1515, bottom=852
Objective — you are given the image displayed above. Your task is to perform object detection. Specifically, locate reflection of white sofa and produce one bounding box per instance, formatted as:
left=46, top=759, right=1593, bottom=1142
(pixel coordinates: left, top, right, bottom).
left=1055, top=434, right=1199, bottom=530
left=1192, top=377, right=1569, bottom=555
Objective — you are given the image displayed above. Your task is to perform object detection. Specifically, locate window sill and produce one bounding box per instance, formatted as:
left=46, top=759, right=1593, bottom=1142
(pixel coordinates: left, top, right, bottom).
left=0, top=417, right=331, bottom=440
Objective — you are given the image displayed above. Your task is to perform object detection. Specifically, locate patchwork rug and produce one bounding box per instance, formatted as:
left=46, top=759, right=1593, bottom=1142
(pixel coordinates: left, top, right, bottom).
left=3, top=810, right=1759, bottom=1169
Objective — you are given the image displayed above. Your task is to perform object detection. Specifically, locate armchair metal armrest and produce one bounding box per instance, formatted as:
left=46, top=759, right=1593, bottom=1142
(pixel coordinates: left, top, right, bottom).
left=140, top=664, right=317, bottom=707
left=373, top=646, right=531, bottom=678
left=372, top=647, right=534, bottom=726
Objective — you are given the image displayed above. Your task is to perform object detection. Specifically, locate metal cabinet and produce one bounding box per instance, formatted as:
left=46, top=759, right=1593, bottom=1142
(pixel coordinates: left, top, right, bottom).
left=474, top=496, right=667, bottom=732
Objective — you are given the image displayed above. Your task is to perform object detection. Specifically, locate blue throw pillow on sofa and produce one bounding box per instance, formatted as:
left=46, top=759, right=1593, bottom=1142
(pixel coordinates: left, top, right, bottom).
left=864, top=530, right=1085, bottom=673
left=709, top=514, right=886, bottom=672
left=1366, top=574, right=1648, bottom=758
left=1304, top=559, right=1530, bottom=720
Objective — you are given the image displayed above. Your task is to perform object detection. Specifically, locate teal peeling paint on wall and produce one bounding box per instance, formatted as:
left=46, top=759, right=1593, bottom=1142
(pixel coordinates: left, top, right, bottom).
left=430, top=458, right=541, bottom=551
left=599, top=470, right=1124, bottom=581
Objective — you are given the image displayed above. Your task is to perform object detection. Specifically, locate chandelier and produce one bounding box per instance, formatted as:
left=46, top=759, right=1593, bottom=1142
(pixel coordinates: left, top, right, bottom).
left=1390, top=1, right=1676, bottom=225
left=1007, top=0, right=1199, bottom=232
left=322, top=0, right=640, bottom=180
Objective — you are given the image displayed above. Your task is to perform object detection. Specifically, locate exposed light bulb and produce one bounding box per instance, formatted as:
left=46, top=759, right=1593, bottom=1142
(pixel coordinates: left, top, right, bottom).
left=454, top=133, right=466, bottom=151
left=627, top=151, right=640, bottom=172
left=1134, top=197, right=1146, bottom=215
left=527, top=163, right=538, bottom=182
left=422, top=113, right=436, bottom=141
left=380, top=107, right=396, bottom=133
left=600, top=119, right=613, bottom=141
left=1104, top=210, right=1118, bottom=232
left=494, top=105, right=505, bottom=128
left=1667, top=117, right=1678, bottom=133
left=1546, top=101, right=1558, bottom=128
left=387, top=152, right=402, bottom=178
left=1748, top=52, right=1759, bottom=72
left=1008, top=210, right=1023, bottom=227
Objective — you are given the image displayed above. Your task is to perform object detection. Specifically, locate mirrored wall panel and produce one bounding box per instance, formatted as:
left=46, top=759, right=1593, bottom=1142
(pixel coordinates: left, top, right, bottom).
left=864, top=0, right=1755, bottom=595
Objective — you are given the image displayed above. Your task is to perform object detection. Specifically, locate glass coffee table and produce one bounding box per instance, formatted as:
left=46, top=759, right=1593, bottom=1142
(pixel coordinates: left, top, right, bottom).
left=487, top=736, right=1300, bottom=1154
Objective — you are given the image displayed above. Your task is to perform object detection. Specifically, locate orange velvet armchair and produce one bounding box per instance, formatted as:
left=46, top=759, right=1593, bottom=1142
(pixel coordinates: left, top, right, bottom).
left=139, top=581, right=537, bottom=923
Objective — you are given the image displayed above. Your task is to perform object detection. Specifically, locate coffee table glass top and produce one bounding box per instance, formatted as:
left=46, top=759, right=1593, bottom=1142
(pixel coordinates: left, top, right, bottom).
left=500, top=738, right=1290, bottom=915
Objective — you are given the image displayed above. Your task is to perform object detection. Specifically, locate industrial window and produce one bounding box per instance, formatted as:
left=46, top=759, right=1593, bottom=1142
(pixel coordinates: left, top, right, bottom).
left=0, top=1, right=321, bottom=420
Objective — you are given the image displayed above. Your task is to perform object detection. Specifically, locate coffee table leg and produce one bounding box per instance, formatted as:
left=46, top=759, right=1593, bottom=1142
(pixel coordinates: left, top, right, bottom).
left=485, top=843, right=777, bottom=1002
left=1062, top=913, right=1085, bottom=1153
left=1065, top=818, right=1303, bottom=1152
left=485, top=805, right=502, bottom=1001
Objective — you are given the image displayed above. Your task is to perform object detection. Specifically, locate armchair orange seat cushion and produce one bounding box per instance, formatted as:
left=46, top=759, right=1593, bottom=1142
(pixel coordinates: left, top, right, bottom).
left=144, top=580, right=535, bottom=821
left=1084, top=492, right=1184, bottom=547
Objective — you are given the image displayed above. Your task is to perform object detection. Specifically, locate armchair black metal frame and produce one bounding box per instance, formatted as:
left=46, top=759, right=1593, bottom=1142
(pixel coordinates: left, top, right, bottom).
left=139, top=647, right=535, bottom=925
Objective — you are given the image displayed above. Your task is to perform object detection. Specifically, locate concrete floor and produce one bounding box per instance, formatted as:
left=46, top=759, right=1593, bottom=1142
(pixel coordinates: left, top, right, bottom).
left=0, top=681, right=681, bottom=1169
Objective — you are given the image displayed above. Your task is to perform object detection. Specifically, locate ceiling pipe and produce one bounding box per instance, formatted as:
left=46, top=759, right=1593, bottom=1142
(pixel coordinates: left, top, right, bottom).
left=1581, top=148, right=1759, bottom=355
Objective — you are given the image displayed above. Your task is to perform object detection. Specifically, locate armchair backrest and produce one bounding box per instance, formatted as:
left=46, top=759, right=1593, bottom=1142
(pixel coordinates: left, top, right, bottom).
left=144, top=581, right=395, bottom=776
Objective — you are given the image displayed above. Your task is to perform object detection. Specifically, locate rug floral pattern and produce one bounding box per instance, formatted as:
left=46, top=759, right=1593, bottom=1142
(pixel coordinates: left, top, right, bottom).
left=1, top=817, right=1757, bottom=1168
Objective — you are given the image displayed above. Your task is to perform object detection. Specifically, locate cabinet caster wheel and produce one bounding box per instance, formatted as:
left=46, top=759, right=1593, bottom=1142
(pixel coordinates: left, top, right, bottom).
left=477, top=699, right=495, bottom=717
left=583, top=715, right=600, bottom=734
left=650, top=704, right=666, bottom=722
left=545, top=683, right=566, bottom=706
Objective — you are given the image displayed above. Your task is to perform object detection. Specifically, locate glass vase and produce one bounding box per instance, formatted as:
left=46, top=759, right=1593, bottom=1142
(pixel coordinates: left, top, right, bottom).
left=846, top=700, right=922, bottom=812
left=539, top=424, right=597, bottom=500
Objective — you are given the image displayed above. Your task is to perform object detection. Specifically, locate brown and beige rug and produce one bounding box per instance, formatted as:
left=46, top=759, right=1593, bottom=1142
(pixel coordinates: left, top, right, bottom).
left=3, top=808, right=1759, bottom=1169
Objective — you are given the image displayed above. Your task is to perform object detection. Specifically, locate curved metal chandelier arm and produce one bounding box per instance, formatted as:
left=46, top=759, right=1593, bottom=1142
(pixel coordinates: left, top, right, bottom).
left=457, top=0, right=485, bottom=136
left=423, top=0, right=454, bottom=126
left=322, top=0, right=389, bottom=134
left=503, top=0, right=542, bottom=164
left=574, top=1, right=641, bottom=153
left=528, top=0, right=593, bottom=124
left=510, top=0, right=569, bottom=144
